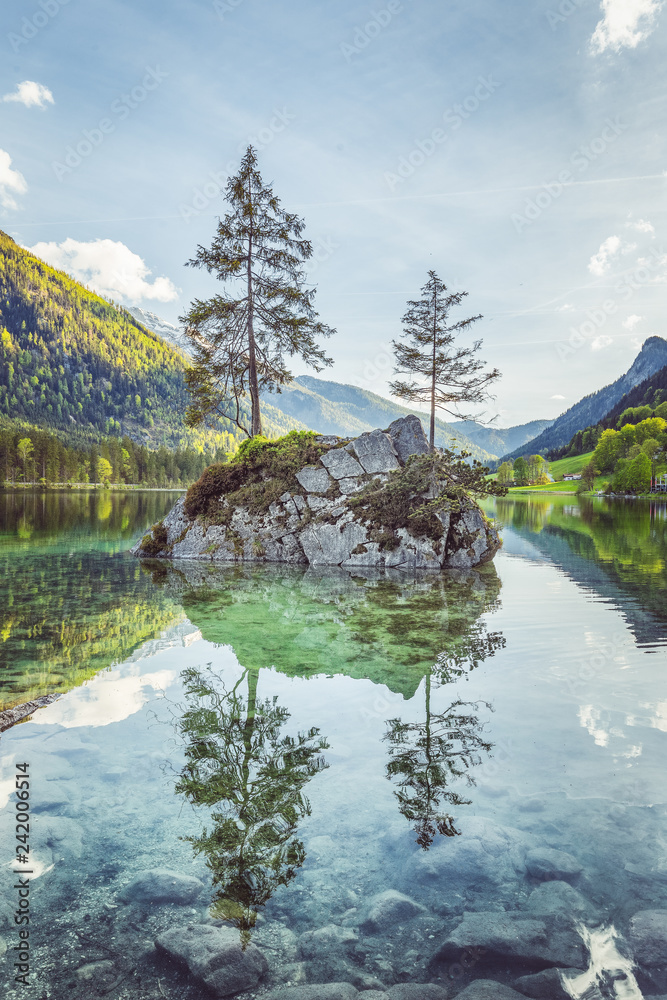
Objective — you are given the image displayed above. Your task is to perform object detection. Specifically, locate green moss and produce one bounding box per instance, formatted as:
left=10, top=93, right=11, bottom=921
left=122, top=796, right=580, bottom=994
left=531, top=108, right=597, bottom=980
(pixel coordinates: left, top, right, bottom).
left=349, top=455, right=446, bottom=543
left=351, top=543, right=368, bottom=555
left=139, top=520, right=169, bottom=556
left=184, top=431, right=329, bottom=523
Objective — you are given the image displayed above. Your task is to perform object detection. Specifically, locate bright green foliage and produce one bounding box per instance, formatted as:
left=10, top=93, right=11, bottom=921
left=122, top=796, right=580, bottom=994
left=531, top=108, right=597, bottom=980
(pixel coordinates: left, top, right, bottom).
left=593, top=429, right=621, bottom=472
left=513, top=456, right=529, bottom=485
left=617, top=405, right=653, bottom=427
left=183, top=430, right=328, bottom=521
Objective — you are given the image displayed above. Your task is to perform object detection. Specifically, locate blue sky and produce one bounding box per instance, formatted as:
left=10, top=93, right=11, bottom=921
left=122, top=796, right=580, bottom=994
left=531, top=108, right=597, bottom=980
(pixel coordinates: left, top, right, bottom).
left=1, top=0, right=666, bottom=424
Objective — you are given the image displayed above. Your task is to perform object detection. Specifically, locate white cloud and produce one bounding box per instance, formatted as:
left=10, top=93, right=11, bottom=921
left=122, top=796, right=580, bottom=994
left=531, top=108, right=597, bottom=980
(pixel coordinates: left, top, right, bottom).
left=551, top=394, right=566, bottom=400
left=588, top=235, right=621, bottom=276
left=591, top=334, right=614, bottom=350
left=628, top=218, right=655, bottom=234
left=591, top=0, right=664, bottom=54
left=0, top=149, right=27, bottom=210
left=28, top=238, right=179, bottom=305
left=622, top=314, right=643, bottom=330
left=1, top=81, right=54, bottom=109
left=556, top=303, right=574, bottom=313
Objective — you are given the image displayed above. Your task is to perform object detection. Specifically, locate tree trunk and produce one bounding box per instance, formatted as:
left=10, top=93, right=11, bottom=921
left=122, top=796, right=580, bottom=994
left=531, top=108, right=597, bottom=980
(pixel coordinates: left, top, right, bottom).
left=246, top=186, right=262, bottom=438
left=429, top=289, right=437, bottom=452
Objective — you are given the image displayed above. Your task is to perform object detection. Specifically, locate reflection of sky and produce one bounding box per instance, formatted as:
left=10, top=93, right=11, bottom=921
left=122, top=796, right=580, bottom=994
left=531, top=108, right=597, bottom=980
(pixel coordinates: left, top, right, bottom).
left=37, top=667, right=181, bottom=729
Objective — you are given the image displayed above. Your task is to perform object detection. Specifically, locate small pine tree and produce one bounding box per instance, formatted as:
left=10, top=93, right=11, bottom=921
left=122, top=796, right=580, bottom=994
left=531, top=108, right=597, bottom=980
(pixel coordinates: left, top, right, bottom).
left=389, top=271, right=500, bottom=450
left=182, top=146, right=335, bottom=438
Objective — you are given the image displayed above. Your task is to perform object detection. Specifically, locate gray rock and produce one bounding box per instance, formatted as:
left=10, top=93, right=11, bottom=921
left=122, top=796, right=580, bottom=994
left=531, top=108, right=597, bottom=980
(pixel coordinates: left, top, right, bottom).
left=431, top=911, right=585, bottom=970
left=350, top=429, right=400, bottom=474
left=444, top=508, right=497, bottom=570
left=514, top=966, right=583, bottom=999
left=357, top=993, right=386, bottom=1000
left=296, top=465, right=332, bottom=493
left=338, top=477, right=363, bottom=495
left=386, top=986, right=449, bottom=999
left=525, top=882, right=590, bottom=921
left=321, top=447, right=365, bottom=479
left=315, top=435, right=344, bottom=446
left=262, top=985, right=359, bottom=1000
left=387, top=415, right=430, bottom=464
left=117, top=868, right=204, bottom=905
left=360, top=890, right=427, bottom=934
left=298, top=924, right=358, bottom=960
left=453, top=982, right=526, bottom=1000
left=156, top=923, right=267, bottom=997
left=628, top=909, right=667, bottom=966
left=525, top=849, right=582, bottom=882
left=299, top=522, right=368, bottom=566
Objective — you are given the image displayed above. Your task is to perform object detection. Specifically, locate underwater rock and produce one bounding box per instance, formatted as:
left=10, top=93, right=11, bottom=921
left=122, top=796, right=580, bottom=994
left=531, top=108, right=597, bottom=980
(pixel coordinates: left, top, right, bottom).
left=431, top=911, right=585, bottom=971
left=359, top=890, right=428, bottom=934
left=525, top=882, right=592, bottom=922
left=262, top=985, right=359, bottom=1000
left=453, top=982, right=526, bottom=999
left=118, top=868, right=204, bottom=905
left=628, top=909, right=667, bottom=966
left=513, top=966, right=584, bottom=998
left=156, top=923, right=267, bottom=997
left=297, top=924, right=358, bottom=959
left=134, top=417, right=500, bottom=571
left=525, top=849, right=582, bottom=883
left=385, top=985, right=449, bottom=999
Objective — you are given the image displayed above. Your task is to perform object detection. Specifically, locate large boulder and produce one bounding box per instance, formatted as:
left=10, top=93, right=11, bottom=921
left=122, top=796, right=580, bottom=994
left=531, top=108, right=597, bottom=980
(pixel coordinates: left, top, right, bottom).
left=134, top=417, right=500, bottom=571
left=513, top=966, right=584, bottom=999
left=628, top=909, right=667, bottom=966
left=452, top=982, right=526, bottom=999
left=261, top=986, right=359, bottom=1000
left=358, top=890, right=427, bottom=934
left=525, top=849, right=582, bottom=883
left=386, top=985, right=449, bottom=999
left=387, top=415, right=430, bottom=463
left=430, top=911, right=585, bottom=972
left=156, top=923, right=267, bottom=997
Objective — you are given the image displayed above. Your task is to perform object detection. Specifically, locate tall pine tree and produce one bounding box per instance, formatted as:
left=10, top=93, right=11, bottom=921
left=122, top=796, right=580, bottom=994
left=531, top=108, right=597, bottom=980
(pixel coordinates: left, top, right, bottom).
left=389, top=271, right=500, bottom=450
left=182, top=147, right=335, bottom=437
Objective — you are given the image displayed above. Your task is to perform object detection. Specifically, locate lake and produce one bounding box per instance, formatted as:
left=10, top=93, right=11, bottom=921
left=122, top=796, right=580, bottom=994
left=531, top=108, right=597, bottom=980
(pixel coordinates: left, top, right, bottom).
left=0, top=491, right=666, bottom=1000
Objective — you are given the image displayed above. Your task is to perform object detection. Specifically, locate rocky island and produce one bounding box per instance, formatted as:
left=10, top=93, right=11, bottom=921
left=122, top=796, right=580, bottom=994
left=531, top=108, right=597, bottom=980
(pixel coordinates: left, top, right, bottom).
left=134, top=416, right=500, bottom=571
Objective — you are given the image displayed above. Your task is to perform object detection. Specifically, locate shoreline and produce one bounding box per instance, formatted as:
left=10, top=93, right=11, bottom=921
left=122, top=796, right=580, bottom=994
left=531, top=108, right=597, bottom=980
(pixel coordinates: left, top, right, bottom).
left=0, top=485, right=187, bottom=492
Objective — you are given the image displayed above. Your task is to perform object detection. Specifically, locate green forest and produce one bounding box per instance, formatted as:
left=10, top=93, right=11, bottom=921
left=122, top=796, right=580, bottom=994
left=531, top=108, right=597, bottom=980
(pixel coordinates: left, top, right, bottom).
left=0, top=231, right=304, bottom=478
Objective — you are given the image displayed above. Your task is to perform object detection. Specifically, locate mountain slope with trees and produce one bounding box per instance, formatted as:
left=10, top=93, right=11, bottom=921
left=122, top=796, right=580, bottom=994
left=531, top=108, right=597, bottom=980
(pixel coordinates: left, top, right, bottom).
left=500, top=337, right=667, bottom=461
left=0, top=230, right=307, bottom=455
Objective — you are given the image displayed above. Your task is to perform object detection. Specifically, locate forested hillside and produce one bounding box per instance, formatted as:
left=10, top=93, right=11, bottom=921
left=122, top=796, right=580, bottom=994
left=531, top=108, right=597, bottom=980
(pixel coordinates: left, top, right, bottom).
left=0, top=231, right=304, bottom=453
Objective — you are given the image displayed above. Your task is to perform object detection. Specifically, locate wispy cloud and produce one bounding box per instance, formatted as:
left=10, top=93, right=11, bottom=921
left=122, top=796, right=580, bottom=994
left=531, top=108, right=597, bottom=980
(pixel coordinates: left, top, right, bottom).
left=0, top=149, right=27, bottom=210
left=628, top=217, right=655, bottom=234
left=622, top=314, right=643, bottom=329
left=28, top=238, right=179, bottom=305
left=591, top=334, right=614, bottom=350
left=591, top=0, right=664, bottom=54
left=2, top=81, right=54, bottom=109
left=551, top=393, right=566, bottom=399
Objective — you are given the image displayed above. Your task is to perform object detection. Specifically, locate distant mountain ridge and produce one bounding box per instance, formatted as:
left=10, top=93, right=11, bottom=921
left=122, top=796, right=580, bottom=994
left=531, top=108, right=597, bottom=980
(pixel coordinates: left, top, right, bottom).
left=501, top=336, right=667, bottom=461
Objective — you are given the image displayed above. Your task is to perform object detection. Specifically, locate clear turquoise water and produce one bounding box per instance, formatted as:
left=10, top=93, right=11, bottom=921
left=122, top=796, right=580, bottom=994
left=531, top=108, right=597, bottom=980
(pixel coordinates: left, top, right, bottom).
left=0, top=493, right=666, bottom=999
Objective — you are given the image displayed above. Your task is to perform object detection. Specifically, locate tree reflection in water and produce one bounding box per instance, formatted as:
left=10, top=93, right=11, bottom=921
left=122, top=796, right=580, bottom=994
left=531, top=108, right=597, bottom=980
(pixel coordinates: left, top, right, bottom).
left=384, top=622, right=505, bottom=849
left=174, top=664, right=328, bottom=945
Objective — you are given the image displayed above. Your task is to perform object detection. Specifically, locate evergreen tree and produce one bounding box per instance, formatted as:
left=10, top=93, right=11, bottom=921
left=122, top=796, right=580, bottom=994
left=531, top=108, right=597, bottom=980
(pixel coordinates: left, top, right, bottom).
left=182, top=147, right=335, bottom=438
left=389, top=271, right=500, bottom=450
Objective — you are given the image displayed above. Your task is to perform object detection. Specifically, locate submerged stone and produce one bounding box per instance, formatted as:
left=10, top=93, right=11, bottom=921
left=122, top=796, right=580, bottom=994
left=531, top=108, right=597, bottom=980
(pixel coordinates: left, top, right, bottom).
left=156, top=923, right=267, bottom=997
left=513, top=966, right=584, bottom=999
left=431, top=911, right=585, bottom=970
left=385, top=985, right=449, bottom=999
left=262, top=985, right=359, bottom=1000
left=525, top=849, right=582, bottom=882
left=359, top=890, right=427, bottom=934
left=117, top=867, right=204, bottom=905
left=453, top=982, right=526, bottom=1000
left=628, top=909, right=667, bottom=966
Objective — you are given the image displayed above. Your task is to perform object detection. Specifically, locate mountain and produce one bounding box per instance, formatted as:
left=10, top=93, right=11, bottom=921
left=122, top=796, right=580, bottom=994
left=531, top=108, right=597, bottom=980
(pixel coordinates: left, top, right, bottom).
left=127, top=306, right=192, bottom=356
left=601, top=362, right=667, bottom=426
left=501, top=337, right=667, bottom=461
left=130, top=311, right=499, bottom=462
left=448, top=418, right=553, bottom=457
left=0, top=231, right=305, bottom=449
left=267, top=376, right=497, bottom=462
